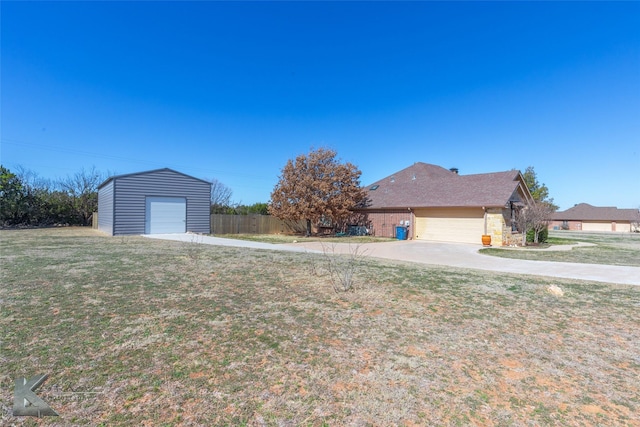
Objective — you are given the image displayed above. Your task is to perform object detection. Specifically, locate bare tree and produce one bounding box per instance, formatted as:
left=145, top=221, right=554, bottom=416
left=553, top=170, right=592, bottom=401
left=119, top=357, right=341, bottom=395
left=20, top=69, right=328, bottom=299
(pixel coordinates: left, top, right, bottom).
left=269, top=147, right=367, bottom=236
left=517, top=201, right=556, bottom=244
left=14, top=165, right=54, bottom=192
left=632, top=207, right=640, bottom=233
left=59, top=167, right=104, bottom=226
left=208, top=178, right=233, bottom=214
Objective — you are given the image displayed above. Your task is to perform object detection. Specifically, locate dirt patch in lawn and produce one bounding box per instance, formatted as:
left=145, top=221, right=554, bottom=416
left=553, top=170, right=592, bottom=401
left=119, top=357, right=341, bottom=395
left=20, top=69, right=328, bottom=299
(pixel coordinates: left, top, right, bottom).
left=1, top=228, right=639, bottom=426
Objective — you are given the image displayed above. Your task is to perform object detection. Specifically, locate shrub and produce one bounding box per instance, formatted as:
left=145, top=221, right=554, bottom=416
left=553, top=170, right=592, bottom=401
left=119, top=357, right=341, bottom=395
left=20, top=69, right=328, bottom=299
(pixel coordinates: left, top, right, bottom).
left=526, top=227, right=548, bottom=244
left=312, top=243, right=368, bottom=292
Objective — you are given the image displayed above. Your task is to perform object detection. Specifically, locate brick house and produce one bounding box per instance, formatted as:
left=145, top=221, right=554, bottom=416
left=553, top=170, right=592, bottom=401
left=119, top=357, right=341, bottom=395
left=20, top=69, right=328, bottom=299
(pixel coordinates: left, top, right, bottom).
left=356, top=163, right=534, bottom=246
left=549, top=203, right=639, bottom=233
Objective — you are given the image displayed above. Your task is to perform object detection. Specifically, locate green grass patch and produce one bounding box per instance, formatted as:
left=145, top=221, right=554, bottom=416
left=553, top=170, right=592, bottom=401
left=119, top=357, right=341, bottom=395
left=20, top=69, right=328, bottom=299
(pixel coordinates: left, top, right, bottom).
left=480, top=231, right=640, bottom=267
left=480, top=245, right=640, bottom=267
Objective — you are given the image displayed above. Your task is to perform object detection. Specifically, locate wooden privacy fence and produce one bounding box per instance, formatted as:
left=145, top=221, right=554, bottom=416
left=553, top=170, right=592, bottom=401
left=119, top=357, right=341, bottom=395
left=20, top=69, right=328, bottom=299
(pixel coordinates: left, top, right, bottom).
left=211, top=214, right=306, bottom=235
left=93, top=212, right=303, bottom=234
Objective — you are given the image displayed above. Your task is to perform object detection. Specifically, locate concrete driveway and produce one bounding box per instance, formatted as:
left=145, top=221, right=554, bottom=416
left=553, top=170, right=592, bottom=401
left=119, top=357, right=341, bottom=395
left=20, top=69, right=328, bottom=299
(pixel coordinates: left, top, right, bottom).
left=286, top=240, right=640, bottom=286
left=143, top=234, right=640, bottom=286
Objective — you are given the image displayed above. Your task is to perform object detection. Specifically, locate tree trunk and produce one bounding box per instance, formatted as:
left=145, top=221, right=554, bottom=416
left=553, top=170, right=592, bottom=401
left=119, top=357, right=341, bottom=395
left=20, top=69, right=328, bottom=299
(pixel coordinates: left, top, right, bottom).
left=306, top=219, right=312, bottom=237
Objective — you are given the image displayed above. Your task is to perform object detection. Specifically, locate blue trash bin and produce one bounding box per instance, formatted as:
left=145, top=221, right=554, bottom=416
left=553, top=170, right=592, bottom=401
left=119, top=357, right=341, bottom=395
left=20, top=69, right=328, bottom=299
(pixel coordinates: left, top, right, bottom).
left=396, top=226, right=407, bottom=240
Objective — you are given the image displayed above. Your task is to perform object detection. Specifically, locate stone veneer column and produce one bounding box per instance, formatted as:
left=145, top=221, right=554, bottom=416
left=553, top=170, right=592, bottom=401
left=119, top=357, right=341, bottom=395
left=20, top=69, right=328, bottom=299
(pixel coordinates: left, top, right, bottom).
left=486, top=208, right=506, bottom=246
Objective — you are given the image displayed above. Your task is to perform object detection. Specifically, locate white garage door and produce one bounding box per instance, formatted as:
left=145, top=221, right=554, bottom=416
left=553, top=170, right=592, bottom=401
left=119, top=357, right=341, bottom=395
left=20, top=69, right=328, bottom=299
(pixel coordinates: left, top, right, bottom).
left=613, top=222, right=631, bottom=232
left=414, top=208, right=484, bottom=244
left=581, top=221, right=612, bottom=232
left=145, top=197, right=186, bottom=234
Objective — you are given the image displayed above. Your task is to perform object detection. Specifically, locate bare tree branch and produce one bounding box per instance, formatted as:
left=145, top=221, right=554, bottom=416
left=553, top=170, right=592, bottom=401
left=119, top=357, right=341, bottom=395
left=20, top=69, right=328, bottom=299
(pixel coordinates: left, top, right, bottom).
left=208, top=178, right=233, bottom=214
left=59, top=167, right=104, bottom=226
left=517, top=201, right=556, bottom=244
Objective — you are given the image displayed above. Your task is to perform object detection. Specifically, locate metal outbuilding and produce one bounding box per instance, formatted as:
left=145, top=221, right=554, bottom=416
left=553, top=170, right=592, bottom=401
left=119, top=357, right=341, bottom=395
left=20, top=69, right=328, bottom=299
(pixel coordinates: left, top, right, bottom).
left=97, top=168, right=211, bottom=236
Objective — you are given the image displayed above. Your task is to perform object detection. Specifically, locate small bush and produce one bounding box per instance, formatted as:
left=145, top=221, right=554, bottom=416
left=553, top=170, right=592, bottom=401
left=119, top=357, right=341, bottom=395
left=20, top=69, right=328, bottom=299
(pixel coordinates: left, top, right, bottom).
left=526, top=227, right=548, bottom=244
left=318, top=243, right=367, bottom=292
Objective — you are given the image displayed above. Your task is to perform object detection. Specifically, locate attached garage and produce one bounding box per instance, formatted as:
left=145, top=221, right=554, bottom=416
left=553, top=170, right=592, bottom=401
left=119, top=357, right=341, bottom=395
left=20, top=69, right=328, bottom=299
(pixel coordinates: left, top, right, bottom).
left=581, top=221, right=613, bottom=232
left=98, top=168, right=211, bottom=236
left=359, top=163, right=534, bottom=246
left=414, top=207, right=485, bottom=244
left=613, top=222, right=632, bottom=232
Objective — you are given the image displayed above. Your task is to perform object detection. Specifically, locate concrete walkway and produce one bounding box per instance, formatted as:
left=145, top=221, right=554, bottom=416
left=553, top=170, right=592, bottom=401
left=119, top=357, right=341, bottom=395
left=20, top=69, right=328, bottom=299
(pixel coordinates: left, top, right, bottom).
left=142, top=233, right=321, bottom=253
left=142, top=234, right=640, bottom=286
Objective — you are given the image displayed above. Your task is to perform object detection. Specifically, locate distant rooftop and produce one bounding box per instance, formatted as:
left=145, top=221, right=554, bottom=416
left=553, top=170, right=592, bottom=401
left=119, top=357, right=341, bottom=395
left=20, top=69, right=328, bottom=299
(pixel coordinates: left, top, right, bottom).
left=552, top=203, right=638, bottom=221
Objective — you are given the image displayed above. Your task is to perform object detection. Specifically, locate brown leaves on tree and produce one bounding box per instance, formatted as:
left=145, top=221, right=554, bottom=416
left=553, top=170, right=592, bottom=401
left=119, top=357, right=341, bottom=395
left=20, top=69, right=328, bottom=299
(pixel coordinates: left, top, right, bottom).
left=269, top=148, right=368, bottom=236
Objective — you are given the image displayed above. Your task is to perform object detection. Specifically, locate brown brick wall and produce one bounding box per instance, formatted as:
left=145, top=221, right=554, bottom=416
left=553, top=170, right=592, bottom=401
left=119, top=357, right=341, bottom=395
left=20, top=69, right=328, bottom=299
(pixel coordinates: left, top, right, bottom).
left=360, top=210, right=413, bottom=238
left=548, top=220, right=582, bottom=231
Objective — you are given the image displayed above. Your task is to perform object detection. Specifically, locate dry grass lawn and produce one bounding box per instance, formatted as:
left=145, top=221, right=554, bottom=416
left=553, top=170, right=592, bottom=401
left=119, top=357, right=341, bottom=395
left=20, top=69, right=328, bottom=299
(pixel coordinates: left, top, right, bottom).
left=1, top=228, right=639, bottom=426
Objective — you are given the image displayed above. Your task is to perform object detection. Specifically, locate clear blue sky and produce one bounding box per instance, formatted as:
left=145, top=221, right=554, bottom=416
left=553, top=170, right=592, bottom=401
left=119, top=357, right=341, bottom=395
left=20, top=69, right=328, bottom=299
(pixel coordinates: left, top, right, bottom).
left=2, top=1, right=639, bottom=211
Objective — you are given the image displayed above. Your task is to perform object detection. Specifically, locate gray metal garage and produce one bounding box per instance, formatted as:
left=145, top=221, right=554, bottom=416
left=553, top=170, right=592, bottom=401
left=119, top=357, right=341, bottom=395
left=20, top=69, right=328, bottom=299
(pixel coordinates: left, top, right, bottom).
left=97, top=168, right=211, bottom=236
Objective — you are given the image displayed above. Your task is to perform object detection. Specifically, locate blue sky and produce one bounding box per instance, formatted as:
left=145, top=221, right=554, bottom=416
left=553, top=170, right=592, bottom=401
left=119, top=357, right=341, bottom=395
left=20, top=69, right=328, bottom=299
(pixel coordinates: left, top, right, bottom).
left=2, top=1, right=639, bottom=210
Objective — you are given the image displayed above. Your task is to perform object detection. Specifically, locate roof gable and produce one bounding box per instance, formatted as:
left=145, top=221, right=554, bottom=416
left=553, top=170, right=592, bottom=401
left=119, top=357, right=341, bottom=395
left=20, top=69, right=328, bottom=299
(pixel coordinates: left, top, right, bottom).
left=365, top=162, right=532, bottom=209
left=98, top=168, right=210, bottom=189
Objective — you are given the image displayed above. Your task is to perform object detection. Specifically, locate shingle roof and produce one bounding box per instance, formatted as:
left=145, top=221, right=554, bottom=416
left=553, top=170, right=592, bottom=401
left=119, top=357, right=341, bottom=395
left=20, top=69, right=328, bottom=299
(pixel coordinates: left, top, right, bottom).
left=364, top=163, right=529, bottom=209
left=553, top=203, right=639, bottom=221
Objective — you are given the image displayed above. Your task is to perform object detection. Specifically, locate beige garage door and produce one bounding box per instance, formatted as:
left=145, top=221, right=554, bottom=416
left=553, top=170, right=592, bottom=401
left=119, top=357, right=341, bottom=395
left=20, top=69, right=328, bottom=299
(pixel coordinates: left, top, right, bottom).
left=613, top=222, right=631, bottom=232
left=414, top=208, right=484, bottom=244
left=582, top=221, right=613, bottom=232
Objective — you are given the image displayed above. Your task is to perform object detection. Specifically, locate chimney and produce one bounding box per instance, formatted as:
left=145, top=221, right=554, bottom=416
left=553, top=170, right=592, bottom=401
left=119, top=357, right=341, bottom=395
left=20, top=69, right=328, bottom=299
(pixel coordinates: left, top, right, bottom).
left=449, top=167, right=459, bottom=175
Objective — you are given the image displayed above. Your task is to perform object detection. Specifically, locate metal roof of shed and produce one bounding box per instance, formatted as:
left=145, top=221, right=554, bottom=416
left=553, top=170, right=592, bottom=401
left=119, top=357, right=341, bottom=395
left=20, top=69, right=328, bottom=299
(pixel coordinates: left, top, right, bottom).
left=98, top=168, right=210, bottom=189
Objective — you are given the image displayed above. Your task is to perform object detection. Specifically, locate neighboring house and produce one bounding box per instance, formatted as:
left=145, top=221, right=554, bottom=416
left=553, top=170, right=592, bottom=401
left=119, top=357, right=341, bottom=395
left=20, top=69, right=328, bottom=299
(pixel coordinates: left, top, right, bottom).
left=549, top=203, right=639, bottom=233
left=357, top=162, right=534, bottom=246
left=98, top=168, right=211, bottom=236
